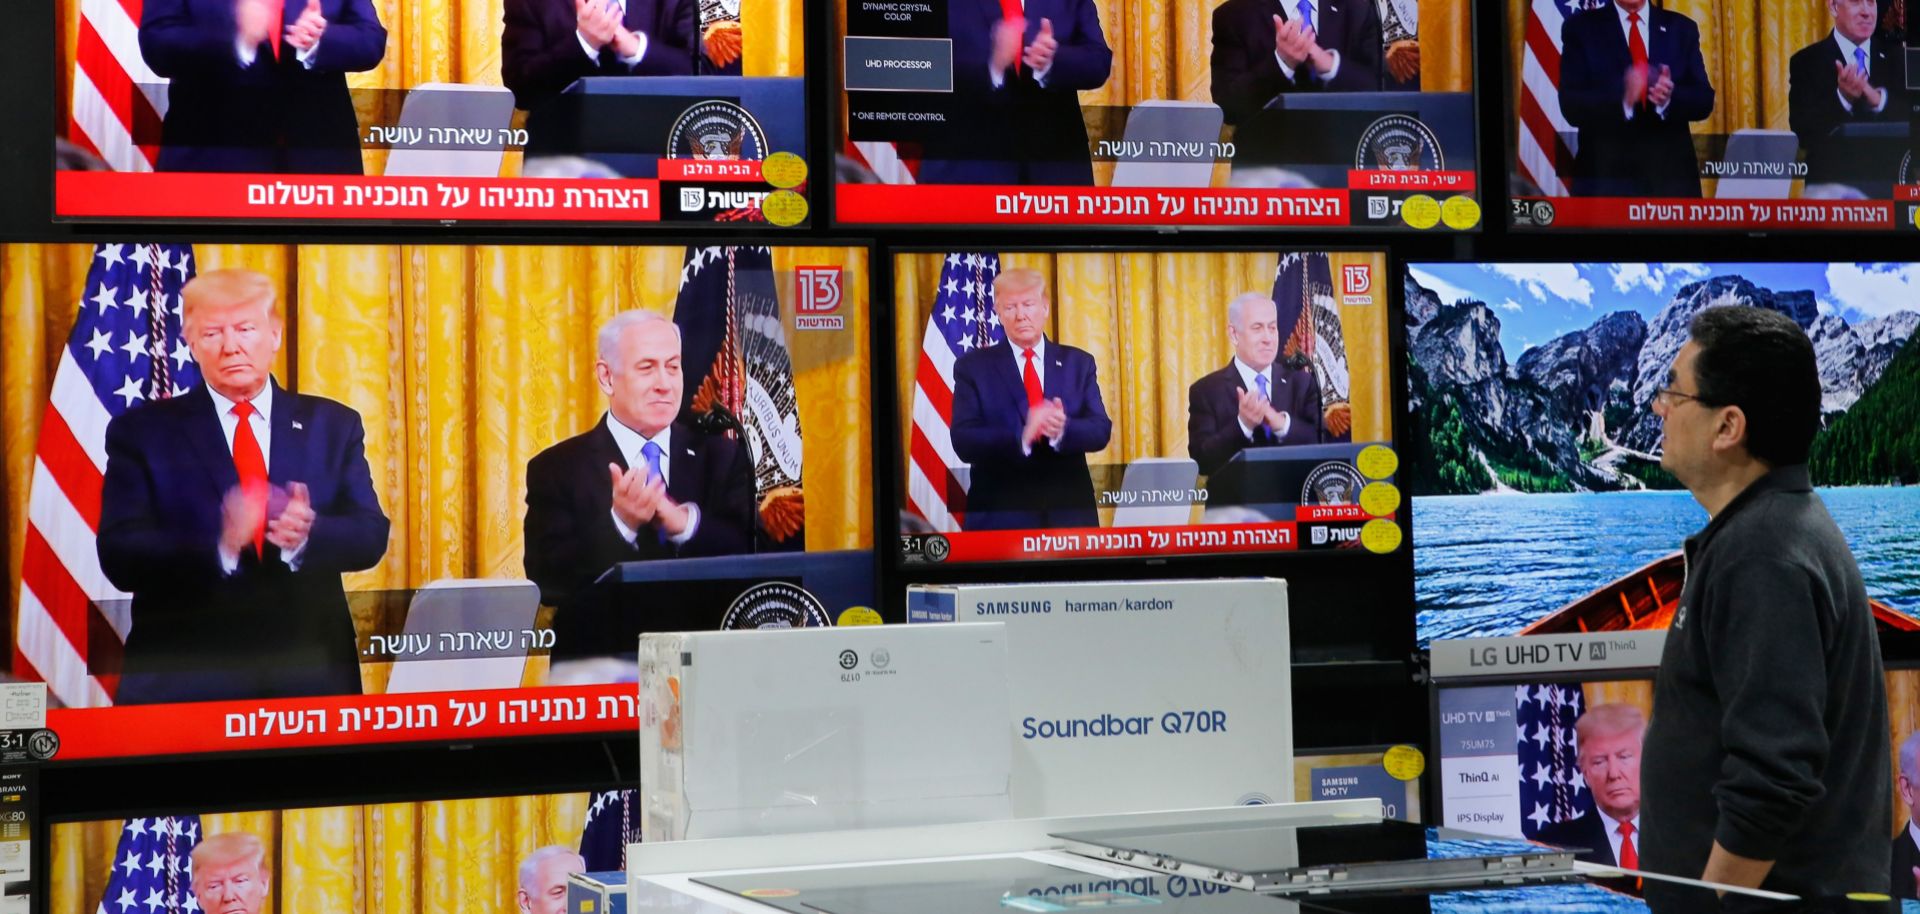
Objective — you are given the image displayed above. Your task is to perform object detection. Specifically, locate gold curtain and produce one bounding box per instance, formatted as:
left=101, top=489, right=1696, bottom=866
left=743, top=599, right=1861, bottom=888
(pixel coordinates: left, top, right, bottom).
left=49, top=793, right=592, bottom=914
left=892, top=250, right=1392, bottom=515
left=55, top=0, right=805, bottom=174
left=1419, top=0, right=1474, bottom=94
left=1506, top=1, right=1833, bottom=138
left=0, top=244, right=872, bottom=685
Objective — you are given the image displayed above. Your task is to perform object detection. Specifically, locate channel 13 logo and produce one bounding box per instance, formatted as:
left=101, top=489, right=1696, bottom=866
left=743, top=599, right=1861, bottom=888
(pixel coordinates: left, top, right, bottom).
left=796, top=266, right=845, bottom=331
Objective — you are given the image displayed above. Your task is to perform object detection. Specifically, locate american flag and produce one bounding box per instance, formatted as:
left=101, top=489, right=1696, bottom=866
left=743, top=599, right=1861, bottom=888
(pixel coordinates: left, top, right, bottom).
left=69, top=0, right=168, bottom=171
left=1514, top=683, right=1595, bottom=839
left=14, top=243, right=198, bottom=708
left=1271, top=253, right=1349, bottom=410
left=97, top=815, right=203, bottom=914
left=674, top=245, right=806, bottom=549
left=577, top=789, right=638, bottom=871
left=845, top=141, right=919, bottom=185
left=1516, top=0, right=1610, bottom=197
left=905, top=253, right=1003, bottom=533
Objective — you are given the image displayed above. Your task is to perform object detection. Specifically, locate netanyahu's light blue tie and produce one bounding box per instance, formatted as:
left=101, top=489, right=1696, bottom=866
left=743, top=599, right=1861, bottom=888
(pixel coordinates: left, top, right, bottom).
left=641, top=440, right=664, bottom=483
left=641, top=441, right=666, bottom=542
left=1296, top=0, right=1314, bottom=33
left=1255, top=374, right=1272, bottom=443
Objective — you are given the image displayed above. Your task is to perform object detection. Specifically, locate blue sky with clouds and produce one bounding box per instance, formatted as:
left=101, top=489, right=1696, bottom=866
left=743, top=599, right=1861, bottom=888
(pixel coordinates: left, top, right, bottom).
left=1405, top=262, right=1920, bottom=364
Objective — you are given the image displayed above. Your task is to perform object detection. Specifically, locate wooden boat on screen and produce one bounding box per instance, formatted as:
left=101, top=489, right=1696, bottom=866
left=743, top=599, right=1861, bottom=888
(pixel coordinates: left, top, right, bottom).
left=1518, top=552, right=1920, bottom=634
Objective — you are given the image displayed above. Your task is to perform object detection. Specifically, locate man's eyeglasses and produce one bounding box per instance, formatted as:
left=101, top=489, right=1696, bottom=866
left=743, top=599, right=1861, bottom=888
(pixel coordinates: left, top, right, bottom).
left=1655, top=388, right=1716, bottom=408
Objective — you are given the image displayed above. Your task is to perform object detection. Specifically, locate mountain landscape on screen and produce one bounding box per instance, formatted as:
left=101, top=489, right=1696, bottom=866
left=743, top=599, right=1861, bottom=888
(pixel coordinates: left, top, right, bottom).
left=1405, top=267, right=1920, bottom=496
left=1404, top=262, right=1920, bottom=642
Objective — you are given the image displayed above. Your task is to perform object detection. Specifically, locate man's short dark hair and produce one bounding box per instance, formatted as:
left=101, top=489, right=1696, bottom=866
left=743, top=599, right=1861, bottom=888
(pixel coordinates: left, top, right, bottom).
left=1686, top=306, right=1822, bottom=467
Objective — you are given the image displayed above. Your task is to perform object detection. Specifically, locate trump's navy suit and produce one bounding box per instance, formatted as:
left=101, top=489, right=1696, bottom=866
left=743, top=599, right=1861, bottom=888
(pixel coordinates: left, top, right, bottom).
left=917, top=0, right=1112, bottom=186
left=98, top=381, right=388, bottom=704
left=139, top=0, right=387, bottom=174
left=950, top=339, right=1112, bottom=531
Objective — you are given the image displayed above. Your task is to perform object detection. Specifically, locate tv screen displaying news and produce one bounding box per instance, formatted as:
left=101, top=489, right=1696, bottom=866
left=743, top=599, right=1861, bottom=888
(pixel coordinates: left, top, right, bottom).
left=894, top=249, right=1400, bottom=564
left=1, top=241, right=874, bottom=761
left=52, top=0, right=812, bottom=224
left=48, top=786, right=640, bottom=914
left=1507, top=0, right=1918, bottom=232
left=1404, top=261, right=1920, bottom=645
left=1438, top=669, right=1920, bottom=901
left=835, top=0, right=1483, bottom=229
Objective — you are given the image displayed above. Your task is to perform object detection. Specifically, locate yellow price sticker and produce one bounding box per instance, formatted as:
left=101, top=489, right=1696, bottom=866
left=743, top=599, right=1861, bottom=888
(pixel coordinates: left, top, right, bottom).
left=836, top=607, right=884, bottom=627
left=1359, top=482, right=1401, bottom=518
left=761, top=189, right=809, bottom=227
left=761, top=152, right=808, bottom=189
left=1383, top=745, right=1426, bottom=781
left=1356, top=444, right=1398, bottom=479
left=1401, top=195, right=1440, bottom=229
left=1441, top=195, right=1481, bottom=230
left=1361, top=518, right=1403, bottom=554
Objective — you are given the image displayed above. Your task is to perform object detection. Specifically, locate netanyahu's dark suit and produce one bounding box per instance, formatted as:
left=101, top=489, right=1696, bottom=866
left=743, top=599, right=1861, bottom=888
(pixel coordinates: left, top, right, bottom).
left=1559, top=4, right=1715, bottom=198
left=916, top=0, right=1112, bottom=186
left=522, top=417, right=754, bottom=660
left=1186, top=362, right=1329, bottom=478
left=950, top=339, right=1112, bottom=531
left=1209, top=0, right=1383, bottom=126
left=98, top=382, right=388, bottom=704
left=1894, top=825, right=1920, bottom=899
left=139, top=0, right=387, bottom=174
left=1788, top=32, right=1909, bottom=190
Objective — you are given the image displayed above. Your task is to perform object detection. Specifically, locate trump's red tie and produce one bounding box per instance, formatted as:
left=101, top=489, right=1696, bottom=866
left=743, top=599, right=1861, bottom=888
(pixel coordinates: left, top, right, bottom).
left=1627, top=11, right=1648, bottom=106
left=267, top=0, right=284, bottom=60
left=1022, top=348, right=1044, bottom=408
left=1001, top=0, right=1023, bottom=74
left=231, top=399, right=268, bottom=557
left=1616, top=820, right=1639, bottom=870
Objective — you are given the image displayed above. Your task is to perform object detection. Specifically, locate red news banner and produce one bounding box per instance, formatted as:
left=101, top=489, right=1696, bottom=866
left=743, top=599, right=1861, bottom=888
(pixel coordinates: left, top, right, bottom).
left=56, top=172, right=664, bottom=221
left=1523, top=196, right=1901, bottom=230
left=46, top=683, right=637, bottom=760
left=839, top=185, right=1350, bottom=226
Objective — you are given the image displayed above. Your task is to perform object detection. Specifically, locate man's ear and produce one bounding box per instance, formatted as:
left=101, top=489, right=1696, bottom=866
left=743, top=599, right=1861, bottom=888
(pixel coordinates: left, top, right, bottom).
left=1710, top=404, right=1748, bottom=456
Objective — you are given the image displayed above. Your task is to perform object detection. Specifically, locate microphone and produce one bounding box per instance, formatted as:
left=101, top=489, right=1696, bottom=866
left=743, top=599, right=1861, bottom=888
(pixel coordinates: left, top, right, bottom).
left=693, top=404, right=744, bottom=437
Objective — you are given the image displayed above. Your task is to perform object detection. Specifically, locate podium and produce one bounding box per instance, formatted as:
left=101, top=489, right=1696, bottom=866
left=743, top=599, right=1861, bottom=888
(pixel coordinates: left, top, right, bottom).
left=555, top=549, right=877, bottom=662
left=1230, top=91, right=1475, bottom=189
left=526, top=76, right=805, bottom=178
left=1206, top=442, right=1370, bottom=520
left=1810, top=121, right=1911, bottom=198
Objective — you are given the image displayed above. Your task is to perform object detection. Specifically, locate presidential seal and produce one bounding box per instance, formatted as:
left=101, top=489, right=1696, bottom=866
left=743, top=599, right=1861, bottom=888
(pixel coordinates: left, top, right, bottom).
left=1354, top=114, right=1443, bottom=171
left=1302, top=461, right=1365, bottom=506
left=720, top=581, right=832, bottom=630
left=667, top=100, right=768, bottom=161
